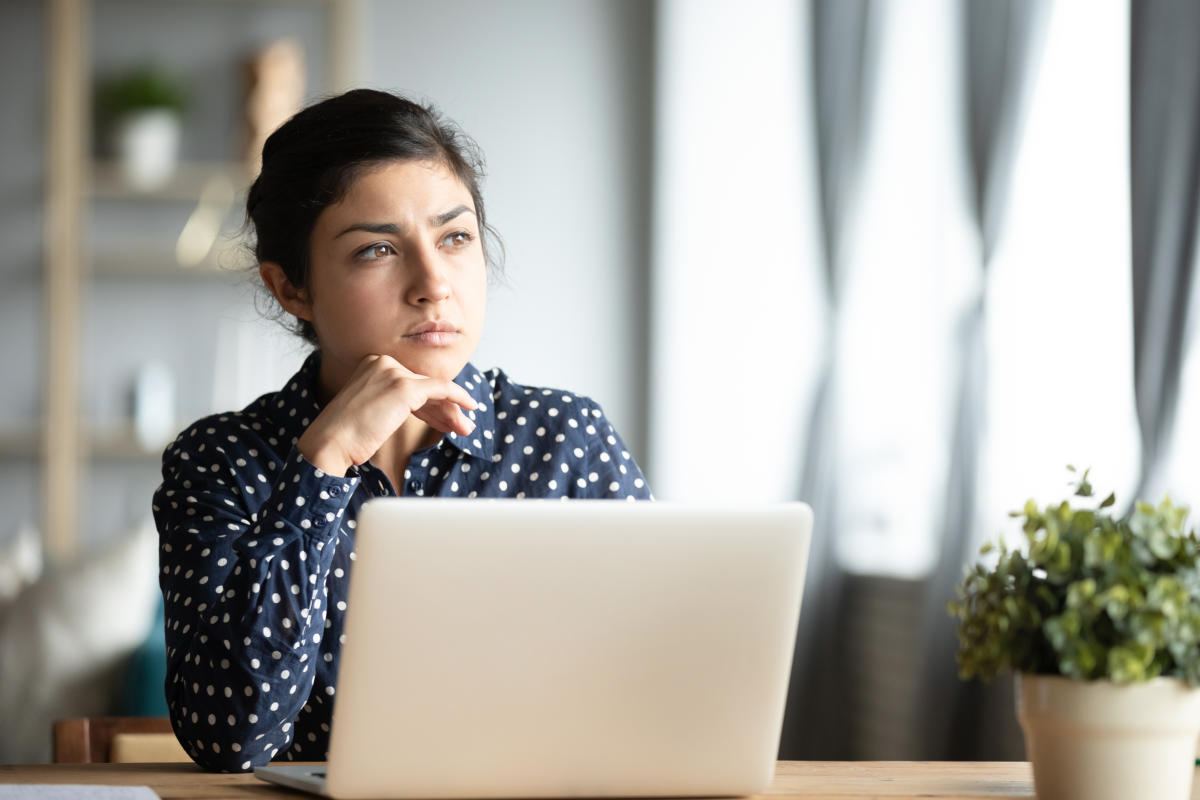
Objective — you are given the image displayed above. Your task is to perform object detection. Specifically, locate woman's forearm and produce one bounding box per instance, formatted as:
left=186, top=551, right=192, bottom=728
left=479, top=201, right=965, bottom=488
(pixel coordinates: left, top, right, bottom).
left=155, top=436, right=358, bottom=771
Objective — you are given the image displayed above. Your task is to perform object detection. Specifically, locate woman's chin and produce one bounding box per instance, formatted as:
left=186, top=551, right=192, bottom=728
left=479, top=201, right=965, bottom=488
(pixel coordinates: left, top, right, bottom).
left=390, top=349, right=469, bottom=382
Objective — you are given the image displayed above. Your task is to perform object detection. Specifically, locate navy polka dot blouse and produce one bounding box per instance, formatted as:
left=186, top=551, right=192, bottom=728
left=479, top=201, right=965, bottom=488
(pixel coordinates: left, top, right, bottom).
left=152, top=351, right=652, bottom=772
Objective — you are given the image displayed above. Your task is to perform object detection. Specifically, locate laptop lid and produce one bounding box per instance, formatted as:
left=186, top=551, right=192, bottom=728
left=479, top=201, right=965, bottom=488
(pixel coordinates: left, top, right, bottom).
left=324, top=499, right=812, bottom=799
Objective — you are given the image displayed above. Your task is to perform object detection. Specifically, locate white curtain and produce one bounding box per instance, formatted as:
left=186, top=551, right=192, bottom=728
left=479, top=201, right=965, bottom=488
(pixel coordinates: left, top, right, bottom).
left=649, top=0, right=1142, bottom=759
left=1130, top=0, right=1200, bottom=507
left=833, top=0, right=976, bottom=578
left=982, top=0, right=1138, bottom=543
left=648, top=0, right=823, bottom=505
left=649, top=0, right=977, bottom=577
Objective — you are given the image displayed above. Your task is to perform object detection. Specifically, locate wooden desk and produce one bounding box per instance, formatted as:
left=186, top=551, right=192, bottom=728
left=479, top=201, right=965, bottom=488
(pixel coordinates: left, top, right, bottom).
left=0, top=761, right=1049, bottom=799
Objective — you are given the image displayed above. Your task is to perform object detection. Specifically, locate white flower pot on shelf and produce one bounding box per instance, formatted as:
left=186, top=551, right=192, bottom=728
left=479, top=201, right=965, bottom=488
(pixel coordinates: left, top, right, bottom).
left=114, top=108, right=181, bottom=191
left=1017, top=673, right=1200, bottom=800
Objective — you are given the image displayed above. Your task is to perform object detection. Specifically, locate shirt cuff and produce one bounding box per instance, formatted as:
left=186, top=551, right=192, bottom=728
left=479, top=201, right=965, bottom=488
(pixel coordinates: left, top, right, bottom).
left=262, top=448, right=362, bottom=540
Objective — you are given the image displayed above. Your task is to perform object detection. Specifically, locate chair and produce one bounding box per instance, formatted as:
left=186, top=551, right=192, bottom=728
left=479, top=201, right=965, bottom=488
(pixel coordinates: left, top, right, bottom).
left=52, top=717, right=189, bottom=763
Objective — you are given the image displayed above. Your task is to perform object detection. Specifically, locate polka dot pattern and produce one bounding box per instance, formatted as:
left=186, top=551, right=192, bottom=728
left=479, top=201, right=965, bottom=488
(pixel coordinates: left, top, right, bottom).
left=152, top=351, right=652, bottom=772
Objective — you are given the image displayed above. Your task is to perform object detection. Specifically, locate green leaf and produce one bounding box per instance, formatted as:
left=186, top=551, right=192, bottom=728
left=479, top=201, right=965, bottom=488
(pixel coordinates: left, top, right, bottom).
left=1101, top=585, right=1132, bottom=620
left=1067, top=579, right=1097, bottom=609
left=950, top=468, right=1200, bottom=686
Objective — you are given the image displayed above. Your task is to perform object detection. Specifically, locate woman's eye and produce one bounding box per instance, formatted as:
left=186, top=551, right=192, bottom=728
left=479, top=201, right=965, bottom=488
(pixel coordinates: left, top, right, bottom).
left=359, top=242, right=395, bottom=260
left=441, top=231, right=474, bottom=248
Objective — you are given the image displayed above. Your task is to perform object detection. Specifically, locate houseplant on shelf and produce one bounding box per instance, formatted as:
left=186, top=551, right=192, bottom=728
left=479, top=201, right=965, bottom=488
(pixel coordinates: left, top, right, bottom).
left=949, top=467, right=1200, bottom=800
left=97, top=65, right=188, bottom=191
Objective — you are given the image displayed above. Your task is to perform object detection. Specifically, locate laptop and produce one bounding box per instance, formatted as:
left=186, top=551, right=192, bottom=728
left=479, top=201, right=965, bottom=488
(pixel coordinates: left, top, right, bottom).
left=256, top=498, right=812, bottom=799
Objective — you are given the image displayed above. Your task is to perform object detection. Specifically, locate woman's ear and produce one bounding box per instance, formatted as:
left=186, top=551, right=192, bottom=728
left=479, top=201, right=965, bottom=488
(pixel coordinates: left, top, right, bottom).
left=259, top=262, right=313, bottom=322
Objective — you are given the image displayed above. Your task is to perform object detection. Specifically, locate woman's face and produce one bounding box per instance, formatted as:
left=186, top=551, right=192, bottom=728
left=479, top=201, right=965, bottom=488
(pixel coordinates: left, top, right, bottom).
left=300, top=159, right=487, bottom=385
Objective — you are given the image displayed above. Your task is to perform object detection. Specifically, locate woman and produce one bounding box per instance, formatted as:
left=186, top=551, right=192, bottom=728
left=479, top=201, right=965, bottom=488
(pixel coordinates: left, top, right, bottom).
left=152, top=89, right=652, bottom=772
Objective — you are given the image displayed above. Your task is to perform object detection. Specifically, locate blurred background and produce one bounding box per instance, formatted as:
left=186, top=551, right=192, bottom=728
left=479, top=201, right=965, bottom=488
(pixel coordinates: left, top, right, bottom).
left=1, top=0, right=1198, bottom=766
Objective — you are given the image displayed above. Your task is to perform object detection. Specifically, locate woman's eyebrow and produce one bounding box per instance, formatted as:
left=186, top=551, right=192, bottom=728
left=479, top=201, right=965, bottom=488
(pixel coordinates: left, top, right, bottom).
left=334, top=207, right=475, bottom=239
left=335, top=222, right=401, bottom=238
left=431, top=205, right=475, bottom=226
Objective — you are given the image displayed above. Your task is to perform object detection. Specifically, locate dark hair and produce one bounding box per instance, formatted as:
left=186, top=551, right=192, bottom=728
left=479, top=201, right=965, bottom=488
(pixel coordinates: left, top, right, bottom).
left=245, top=89, right=503, bottom=344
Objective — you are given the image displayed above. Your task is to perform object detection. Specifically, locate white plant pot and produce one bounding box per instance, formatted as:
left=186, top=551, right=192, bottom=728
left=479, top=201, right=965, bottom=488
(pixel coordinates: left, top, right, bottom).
left=114, top=108, right=182, bottom=191
left=1016, top=673, right=1200, bottom=800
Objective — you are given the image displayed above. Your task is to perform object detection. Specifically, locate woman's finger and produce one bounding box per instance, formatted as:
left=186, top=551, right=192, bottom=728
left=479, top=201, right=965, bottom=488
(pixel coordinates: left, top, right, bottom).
left=412, top=399, right=475, bottom=436
left=408, top=377, right=476, bottom=414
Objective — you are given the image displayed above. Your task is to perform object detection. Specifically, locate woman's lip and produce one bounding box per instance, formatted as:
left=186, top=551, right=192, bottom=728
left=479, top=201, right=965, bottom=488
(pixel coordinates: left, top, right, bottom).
left=407, top=320, right=458, bottom=335
left=403, top=331, right=461, bottom=346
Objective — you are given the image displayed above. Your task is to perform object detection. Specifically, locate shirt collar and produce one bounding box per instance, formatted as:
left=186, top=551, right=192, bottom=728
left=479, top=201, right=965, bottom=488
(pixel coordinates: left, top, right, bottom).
left=272, top=351, right=496, bottom=462
left=271, top=350, right=324, bottom=442
left=444, top=362, right=496, bottom=462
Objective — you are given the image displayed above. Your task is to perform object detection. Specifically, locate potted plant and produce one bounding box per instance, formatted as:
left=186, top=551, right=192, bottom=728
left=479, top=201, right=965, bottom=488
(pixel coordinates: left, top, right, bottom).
left=97, top=65, right=188, bottom=191
left=949, top=468, right=1200, bottom=800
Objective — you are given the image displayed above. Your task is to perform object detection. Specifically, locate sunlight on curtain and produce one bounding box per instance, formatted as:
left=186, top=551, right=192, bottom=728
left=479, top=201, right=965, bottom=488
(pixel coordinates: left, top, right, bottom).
left=834, top=0, right=978, bottom=577
left=981, top=0, right=1139, bottom=549
left=648, top=0, right=824, bottom=502
left=649, top=0, right=1141, bottom=577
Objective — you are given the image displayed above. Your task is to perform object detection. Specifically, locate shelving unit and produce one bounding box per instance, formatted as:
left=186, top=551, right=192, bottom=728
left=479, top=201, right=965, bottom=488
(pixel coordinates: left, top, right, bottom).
left=42, top=0, right=360, bottom=560
left=0, top=424, right=193, bottom=461
left=0, top=428, right=39, bottom=460
left=90, top=160, right=249, bottom=201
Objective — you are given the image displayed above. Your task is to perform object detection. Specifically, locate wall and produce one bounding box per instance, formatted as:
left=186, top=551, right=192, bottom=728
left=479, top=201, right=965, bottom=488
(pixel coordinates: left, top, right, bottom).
left=0, top=0, right=332, bottom=550
left=0, top=0, right=656, bottom=550
left=363, top=0, right=655, bottom=472
left=0, top=0, right=47, bottom=546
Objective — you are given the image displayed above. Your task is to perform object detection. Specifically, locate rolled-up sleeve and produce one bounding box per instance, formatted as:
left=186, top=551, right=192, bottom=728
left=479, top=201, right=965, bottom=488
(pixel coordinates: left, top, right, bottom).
left=153, top=420, right=358, bottom=772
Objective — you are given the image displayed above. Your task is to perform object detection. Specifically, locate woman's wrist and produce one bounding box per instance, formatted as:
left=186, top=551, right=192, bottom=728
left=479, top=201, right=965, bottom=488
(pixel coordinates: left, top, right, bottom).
left=297, top=429, right=354, bottom=476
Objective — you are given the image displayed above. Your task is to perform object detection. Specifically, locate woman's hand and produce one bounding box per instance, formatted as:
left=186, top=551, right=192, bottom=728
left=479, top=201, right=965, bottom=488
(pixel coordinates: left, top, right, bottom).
left=296, top=354, right=476, bottom=476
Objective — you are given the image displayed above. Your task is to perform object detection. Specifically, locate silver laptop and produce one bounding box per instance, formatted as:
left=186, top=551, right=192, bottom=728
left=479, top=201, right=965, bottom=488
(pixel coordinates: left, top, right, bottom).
left=256, top=499, right=812, bottom=799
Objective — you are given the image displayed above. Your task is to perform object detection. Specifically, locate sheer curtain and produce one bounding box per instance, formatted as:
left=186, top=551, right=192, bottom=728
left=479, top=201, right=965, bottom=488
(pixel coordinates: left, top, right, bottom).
left=1130, top=0, right=1200, bottom=504
left=779, top=0, right=878, bottom=759
left=916, top=0, right=1047, bottom=759
left=981, top=0, right=1138, bottom=540
left=648, top=0, right=822, bottom=504
left=831, top=0, right=976, bottom=579
left=921, top=0, right=1139, bottom=756
left=648, top=0, right=828, bottom=757
left=823, top=0, right=986, bottom=757
left=649, top=0, right=1181, bottom=760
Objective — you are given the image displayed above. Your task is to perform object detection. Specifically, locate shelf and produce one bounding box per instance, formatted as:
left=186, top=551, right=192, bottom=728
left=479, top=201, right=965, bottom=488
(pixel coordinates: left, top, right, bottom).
left=0, top=427, right=38, bottom=459
left=40, top=0, right=361, bottom=558
left=89, top=243, right=249, bottom=279
left=90, top=160, right=251, bottom=202
left=88, top=423, right=174, bottom=461
left=0, top=423, right=177, bottom=461
left=89, top=159, right=249, bottom=276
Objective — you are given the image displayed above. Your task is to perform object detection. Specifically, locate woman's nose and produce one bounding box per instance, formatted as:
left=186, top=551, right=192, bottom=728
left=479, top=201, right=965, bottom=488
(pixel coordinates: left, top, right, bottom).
left=405, top=247, right=451, bottom=305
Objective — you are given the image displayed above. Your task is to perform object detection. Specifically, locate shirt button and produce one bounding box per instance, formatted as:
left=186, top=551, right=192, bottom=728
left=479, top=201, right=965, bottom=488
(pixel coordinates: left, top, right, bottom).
left=407, top=479, right=422, bottom=494
left=329, top=486, right=341, bottom=497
